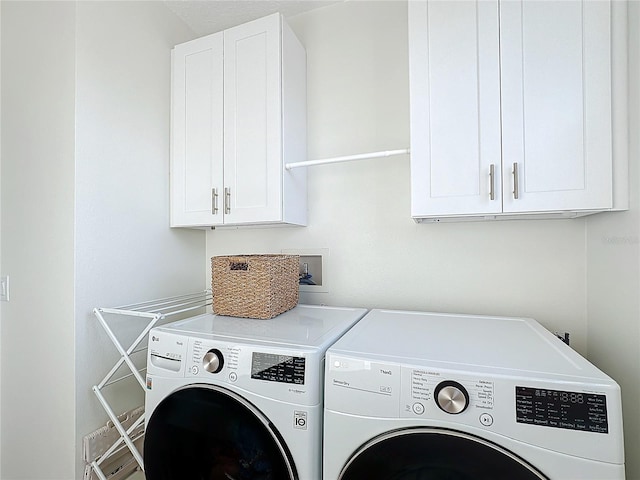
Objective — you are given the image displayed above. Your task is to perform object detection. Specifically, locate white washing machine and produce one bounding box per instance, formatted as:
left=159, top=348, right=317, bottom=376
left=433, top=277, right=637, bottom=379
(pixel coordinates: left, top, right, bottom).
left=324, top=309, right=625, bottom=480
left=143, top=304, right=367, bottom=480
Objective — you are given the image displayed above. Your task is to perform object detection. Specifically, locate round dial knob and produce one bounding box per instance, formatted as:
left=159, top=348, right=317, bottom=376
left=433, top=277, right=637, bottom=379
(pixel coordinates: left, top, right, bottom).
left=202, top=349, right=224, bottom=374
left=435, top=380, right=469, bottom=414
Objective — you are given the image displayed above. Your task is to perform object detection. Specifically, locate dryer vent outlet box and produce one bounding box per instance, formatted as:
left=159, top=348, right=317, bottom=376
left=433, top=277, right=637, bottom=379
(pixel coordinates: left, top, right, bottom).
left=300, top=255, right=323, bottom=286
left=282, top=248, right=329, bottom=293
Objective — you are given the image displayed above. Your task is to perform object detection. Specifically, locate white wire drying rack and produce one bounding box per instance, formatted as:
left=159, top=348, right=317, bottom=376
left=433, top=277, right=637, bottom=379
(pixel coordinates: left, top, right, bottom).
left=90, top=290, right=213, bottom=480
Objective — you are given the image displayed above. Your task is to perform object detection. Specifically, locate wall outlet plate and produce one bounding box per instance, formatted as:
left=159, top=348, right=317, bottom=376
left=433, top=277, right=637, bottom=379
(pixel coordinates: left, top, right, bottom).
left=282, top=248, right=329, bottom=293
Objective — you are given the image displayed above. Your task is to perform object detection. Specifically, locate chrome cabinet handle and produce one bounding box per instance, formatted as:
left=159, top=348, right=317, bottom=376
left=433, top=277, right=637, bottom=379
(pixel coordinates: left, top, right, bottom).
left=224, top=188, right=231, bottom=214
left=212, top=188, right=218, bottom=214
left=512, top=162, right=519, bottom=199
left=489, top=164, right=495, bottom=201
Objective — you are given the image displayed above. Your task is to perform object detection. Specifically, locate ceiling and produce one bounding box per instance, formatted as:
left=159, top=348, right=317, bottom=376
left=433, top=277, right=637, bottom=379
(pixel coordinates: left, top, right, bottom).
left=164, top=0, right=341, bottom=36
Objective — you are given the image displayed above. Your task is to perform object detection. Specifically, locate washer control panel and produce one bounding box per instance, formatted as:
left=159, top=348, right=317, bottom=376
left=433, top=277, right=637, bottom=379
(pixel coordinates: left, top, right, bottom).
left=251, top=352, right=305, bottom=385
left=148, top=330, right=320, bottom=405
left=188, top=340, right=306, bottom=385
left=190, top=340, right=235, bottom=377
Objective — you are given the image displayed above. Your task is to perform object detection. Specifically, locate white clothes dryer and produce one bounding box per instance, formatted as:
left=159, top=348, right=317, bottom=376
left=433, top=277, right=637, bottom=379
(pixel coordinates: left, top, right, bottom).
left=143, top=304, right=366, bottom=480
left=323, top=309, right=625, bottom=480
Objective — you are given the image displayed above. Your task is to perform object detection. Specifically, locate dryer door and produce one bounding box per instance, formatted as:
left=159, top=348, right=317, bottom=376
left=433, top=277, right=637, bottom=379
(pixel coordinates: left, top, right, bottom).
left=144, top=385, right=298, bottom=480
left=338, top=428, right=549, bottom=480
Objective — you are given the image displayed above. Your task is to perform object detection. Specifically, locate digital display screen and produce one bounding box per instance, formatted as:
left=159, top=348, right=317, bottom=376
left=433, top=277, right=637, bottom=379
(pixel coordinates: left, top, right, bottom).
left=516, top=386, right=608, bottom=433
left=251, top=352, right=305, bottom=385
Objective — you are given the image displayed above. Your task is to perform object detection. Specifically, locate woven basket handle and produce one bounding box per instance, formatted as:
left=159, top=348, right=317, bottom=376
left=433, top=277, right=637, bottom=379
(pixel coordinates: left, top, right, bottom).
left=229, top=260, right=249, bottom=271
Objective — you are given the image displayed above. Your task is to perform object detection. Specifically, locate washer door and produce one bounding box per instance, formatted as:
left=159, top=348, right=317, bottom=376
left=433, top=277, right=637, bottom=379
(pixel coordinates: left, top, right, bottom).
left=144, top=385, right=298, bottom=480
left=338, top=428, right=549, bottom=480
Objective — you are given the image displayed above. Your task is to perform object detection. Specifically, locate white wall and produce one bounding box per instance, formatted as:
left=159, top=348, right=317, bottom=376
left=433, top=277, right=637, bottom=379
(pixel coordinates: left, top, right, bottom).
left=586, top=2, right=640, bottom=478
left=1, top=2, right=77, bottom=477
left=1, top=1, right=204, bottom=478
left=0, top=0, right=634, bottom=478
left=206, top=1, right=590, bottom=353
left=0, top=2, right=4, bottom=476
left=74, top=0, right=201, bottom=311
left=74, top=2, right=203, bottom=477
left=204, top=2, right=638, bottom=476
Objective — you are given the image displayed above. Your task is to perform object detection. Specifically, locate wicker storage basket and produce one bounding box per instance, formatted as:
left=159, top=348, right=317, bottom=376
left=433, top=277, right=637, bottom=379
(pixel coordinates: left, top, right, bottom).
left=212, top=254, right=299, bottom=319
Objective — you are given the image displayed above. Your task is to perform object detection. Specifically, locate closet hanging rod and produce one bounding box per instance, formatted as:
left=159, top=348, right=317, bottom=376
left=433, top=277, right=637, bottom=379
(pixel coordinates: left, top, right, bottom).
left=285, top=148, right=410, bottom=170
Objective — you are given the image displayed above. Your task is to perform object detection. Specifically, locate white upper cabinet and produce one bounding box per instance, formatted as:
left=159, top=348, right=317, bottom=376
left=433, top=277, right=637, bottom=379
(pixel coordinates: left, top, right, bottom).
left=171, top=13, right=307, bottom=228
left=409, top=1, right=502, bottom=217
left=409, top=0, right=626, bottom=221
left=171, top=32, right=224, bottom=226
left=500, top=1, right=612, bottom=214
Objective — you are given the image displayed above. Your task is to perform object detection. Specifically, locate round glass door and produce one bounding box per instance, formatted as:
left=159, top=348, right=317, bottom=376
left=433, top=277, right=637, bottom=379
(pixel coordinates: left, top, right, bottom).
left=144, top=385, right=297, bottom=480
left=339, top=428, right=548, bottom=480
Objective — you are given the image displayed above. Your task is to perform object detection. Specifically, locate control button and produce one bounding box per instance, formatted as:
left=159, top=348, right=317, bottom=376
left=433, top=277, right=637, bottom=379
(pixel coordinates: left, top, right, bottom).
left=229, top=372, right=238, bottom=382
left=191, top=365, right=199, bottom=375
left=203, top=348, right=224, bottom=374
left=412, top=402, right=425, bottom=415
left=434, top=380, right=470, bottom=414
left=480, top=413, right=494, bottom=426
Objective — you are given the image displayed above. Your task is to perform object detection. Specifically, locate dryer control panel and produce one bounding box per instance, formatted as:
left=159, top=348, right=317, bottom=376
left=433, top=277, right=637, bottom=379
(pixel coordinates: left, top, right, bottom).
left=325, top=356, right=496, bottom=420
left=404, top=368, right=495, bottom=415
left=325, top=352, right=624, bottom=465
left=515, top=386, right=609, bottom=434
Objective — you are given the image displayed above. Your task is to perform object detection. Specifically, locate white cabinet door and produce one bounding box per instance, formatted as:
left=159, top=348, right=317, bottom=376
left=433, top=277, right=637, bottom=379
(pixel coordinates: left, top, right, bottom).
left=500, top=0, right=613, bottom=213
left=223, top=14, right=283, bottom=225
left=171, top=33, right=224, bottom=227
left=410, top=0, right=616, bottom=221
left=410, top=0, right=502, bottom=217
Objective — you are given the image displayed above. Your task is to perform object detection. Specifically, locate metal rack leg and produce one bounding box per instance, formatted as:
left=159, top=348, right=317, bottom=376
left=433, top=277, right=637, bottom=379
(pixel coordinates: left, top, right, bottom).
left=94, top=309, right=157, bottom=389
left=93, top=386, right=145, bottom=471
left=90, top=461, right=109, bottom=480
